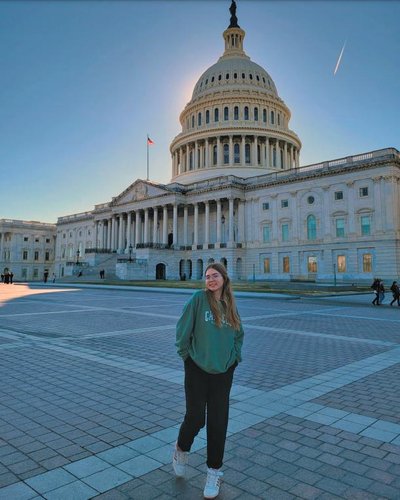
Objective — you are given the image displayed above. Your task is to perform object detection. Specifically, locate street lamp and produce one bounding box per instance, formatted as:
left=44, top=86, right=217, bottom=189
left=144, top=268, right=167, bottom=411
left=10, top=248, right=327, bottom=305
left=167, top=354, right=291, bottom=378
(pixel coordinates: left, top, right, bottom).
left=128, top=244, right=133, bottom=263
left=76, top=250, right=80, bottom=265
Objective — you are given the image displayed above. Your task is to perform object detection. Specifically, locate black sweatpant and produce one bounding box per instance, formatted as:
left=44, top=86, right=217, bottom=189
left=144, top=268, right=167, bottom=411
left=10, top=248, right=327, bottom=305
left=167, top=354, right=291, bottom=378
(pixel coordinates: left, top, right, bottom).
left=177, top=357, right=236, bottom=469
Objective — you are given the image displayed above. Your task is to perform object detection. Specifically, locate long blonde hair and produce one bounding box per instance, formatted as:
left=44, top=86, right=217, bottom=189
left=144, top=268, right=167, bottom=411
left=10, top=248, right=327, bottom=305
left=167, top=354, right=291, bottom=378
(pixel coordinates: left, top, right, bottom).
left=205, top=263, right=241, bottom=331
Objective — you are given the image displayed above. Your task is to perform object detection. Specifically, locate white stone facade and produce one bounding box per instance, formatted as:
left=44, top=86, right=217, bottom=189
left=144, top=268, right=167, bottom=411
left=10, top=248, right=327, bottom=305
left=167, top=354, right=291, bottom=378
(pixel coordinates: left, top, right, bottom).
left=0, top=219, right=56, bottom=281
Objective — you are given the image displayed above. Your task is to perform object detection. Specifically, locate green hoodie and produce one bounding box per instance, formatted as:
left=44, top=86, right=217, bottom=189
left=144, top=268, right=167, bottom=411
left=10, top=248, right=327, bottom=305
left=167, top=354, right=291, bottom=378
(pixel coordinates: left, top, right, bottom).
left=176, top=290, right=244, bottom=374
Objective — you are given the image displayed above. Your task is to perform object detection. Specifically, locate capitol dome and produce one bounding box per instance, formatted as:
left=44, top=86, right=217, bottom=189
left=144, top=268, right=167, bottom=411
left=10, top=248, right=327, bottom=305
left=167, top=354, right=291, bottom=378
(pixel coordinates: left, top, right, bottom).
left=170, top=1, right=301, bottom=184
left=191, top=53, right=279, bottom=102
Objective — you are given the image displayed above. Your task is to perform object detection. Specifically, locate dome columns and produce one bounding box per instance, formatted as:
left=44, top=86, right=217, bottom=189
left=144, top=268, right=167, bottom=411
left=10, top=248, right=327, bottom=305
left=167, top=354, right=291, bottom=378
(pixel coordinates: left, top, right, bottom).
left=172, top=134, right=300, bottom=176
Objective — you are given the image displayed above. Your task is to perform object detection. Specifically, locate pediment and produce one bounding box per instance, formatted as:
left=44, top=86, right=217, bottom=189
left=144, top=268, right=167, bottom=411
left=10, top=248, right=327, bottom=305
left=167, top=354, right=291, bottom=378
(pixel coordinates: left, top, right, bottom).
left=112, top=180, right=171, bottom=205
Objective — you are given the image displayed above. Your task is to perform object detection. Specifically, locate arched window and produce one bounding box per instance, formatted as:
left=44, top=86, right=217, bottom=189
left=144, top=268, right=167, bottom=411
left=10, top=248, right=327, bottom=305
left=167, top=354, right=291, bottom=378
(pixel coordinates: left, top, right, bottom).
left=214, top=108, right=219, bottom=122
left=254, top=107, right=259, bottom=121
left=223, top=144, right=229, bottom=164
left=271, top=111, right=275, bottom=124
left=206, top=110, right=210, bottom=124
left=224, top=106, right=229, bottom=121
left=257, top=144, right=261, bottom=164
left=234, top=143, right=240, bottom=163
left=213, top=145, right=217, bottom=165
left=191, top=115, right=195, bottom=128
left=244, top=106, right=249, bottom=120
left=273, top=148, right=277, bottom=167
left=307, top=215, right=317, bottom=240
left=234, top=106, right=239, bottom=120
left=245, top=143, right=251, bottom=164
left=263, top=109, right=267, bottom=123
left=198, top=112, right=201, bottom=126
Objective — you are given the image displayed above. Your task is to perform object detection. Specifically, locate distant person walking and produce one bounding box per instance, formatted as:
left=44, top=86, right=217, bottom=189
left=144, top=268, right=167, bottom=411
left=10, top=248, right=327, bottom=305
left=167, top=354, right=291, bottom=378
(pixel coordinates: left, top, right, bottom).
left=390, top=281, right=400, bottom=306
left=371, top=278, right=380, bottom=305
left=173, top=263, right=244, bottom=499
left=378, top=281, right=385, bottom=305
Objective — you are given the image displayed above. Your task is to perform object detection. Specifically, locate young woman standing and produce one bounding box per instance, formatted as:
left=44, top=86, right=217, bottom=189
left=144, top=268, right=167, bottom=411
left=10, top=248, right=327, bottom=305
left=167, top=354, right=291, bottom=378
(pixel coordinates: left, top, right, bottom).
left=173, top=263, right=244, bottom=499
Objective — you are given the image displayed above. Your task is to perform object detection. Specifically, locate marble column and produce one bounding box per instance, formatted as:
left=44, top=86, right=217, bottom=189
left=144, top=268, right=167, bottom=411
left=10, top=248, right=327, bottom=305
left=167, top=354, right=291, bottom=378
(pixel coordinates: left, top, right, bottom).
left=193, top=203, right=199, bottom=247
left=111, top=216, right=116, bottom=251
left=183, top=206, right=188, bottom=247
left=162, top=206, right=168, bottom=245
left=204, top=201, right=210, bottom=246
left=216, top=199, right=222, bottom=244
left=144, top=208, right=149, bottom=244
left=153, top=207, right=158, bottom=244
left=194, top=141, right=198, bottom=170
left=228, top=198, right=234, bottom=245
left=107, top=219, right=112, bottom=250
left=238, top=200, right=245, bottom=244
left=126, top=212, right=132, bottom=250
left=173, top=204, right=178, bottom=247
left=253, top=136, right=258, bottom=166
left=135, top=211, right=141, bottom=247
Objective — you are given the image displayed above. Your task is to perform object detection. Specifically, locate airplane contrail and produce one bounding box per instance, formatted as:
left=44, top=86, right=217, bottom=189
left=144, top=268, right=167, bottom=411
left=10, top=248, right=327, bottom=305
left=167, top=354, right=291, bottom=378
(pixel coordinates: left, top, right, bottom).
left=334, top=40, right=346, bottom=76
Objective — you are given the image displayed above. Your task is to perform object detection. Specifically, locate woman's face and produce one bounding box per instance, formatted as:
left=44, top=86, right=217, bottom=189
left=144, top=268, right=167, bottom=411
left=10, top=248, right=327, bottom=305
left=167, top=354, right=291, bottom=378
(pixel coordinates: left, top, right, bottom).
left=205, top=268, right=224, bottom=295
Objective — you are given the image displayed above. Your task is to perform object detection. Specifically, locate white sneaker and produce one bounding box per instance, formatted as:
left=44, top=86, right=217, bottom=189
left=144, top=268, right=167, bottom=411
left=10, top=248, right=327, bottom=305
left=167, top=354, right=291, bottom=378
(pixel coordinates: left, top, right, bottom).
left=203, top=468, right=223, bottom=499
left=172, top=444, right=188, bottom=477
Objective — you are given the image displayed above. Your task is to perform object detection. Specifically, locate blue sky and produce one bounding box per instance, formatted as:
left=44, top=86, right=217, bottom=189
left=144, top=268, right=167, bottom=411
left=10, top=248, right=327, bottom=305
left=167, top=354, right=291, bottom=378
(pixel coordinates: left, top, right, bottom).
left=1, top=0, right=399, bottom=223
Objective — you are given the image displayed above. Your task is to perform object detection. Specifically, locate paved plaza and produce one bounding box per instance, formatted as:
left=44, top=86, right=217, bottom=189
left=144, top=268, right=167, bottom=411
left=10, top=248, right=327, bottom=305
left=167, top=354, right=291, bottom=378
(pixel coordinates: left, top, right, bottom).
left=0, top=284, right=400, bottom=499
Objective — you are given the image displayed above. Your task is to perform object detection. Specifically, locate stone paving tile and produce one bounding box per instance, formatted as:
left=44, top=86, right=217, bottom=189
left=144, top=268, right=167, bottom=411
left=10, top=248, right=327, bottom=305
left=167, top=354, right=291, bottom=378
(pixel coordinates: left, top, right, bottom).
left=2, top=288, right=400, bottom=499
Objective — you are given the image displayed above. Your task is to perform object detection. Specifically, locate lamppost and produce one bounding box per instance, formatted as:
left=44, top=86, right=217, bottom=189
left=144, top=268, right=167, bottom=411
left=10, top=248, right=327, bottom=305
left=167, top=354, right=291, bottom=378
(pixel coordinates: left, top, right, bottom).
left=76, top=250, right=80, bottom=265
left=128, top=244, right=133, bottom=263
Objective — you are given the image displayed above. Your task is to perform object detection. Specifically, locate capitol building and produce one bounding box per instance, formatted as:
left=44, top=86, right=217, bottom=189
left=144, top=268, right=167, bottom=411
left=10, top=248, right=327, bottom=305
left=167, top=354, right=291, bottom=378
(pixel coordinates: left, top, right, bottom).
left=1, top=2, right=399, bottom=283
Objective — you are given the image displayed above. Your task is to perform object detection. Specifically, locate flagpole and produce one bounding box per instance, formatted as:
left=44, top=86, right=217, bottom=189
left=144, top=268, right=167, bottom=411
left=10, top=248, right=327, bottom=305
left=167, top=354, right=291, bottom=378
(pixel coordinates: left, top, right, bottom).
left=146, top=134, right=149, bottom=181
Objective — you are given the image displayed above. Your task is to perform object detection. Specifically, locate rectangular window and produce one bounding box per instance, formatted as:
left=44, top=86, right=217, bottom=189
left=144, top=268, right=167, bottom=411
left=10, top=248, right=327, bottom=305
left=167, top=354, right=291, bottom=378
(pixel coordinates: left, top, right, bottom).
left=281, top=199, right=288, bottom=208
left=23, top=250, right=28, bottom=260
left=334, top=191, right=343, bottom=200
left=33, top=268, right=38, bottom=278
left=22, top=268, right=27, bottom=279
left=35, top=238, right=39, bottom=243
left=45, top=251, right=50, bottom=261
left=282, top=224, right=289, bottom=241
left=262, top=226, right=270, bottom=243
left=361, top=215, right=371, bottom=235
left=363, top=253, right=372, bottom=272
left=24, top=236, right=29, bottom=242
left=262, top=202, right=269, bottom=210
left=263, top=258, right=270, bottom=273
left=34, top=251, right=39, bottom=261
left=283, top=256, right=290, bottom=273
left=359, top=186, right=369, bottom=197
left=46, top=238, right=50, bottom=243
left=335, top=218, right=345, bottom=237
left=337, top=255, right=346, bottom=273
left=307, top=256, right=317, bottom=273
